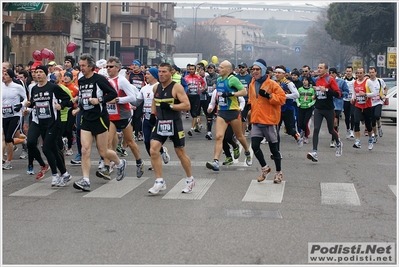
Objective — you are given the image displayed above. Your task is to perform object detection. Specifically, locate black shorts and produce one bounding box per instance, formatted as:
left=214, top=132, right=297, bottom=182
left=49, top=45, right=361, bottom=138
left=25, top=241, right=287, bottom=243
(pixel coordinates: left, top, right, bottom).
left=150, top=118, right=185, bottom=148
left=334, top=110, right=342, bottom=119
left=188, top=95, right=200, bottom=117
left=111, top=118, right=132, bottom=130
left=3, top=116, right=21, bottom=143
left=218, top=110, right=241, bottom=123
left=81, top=114, right=110, bottom=136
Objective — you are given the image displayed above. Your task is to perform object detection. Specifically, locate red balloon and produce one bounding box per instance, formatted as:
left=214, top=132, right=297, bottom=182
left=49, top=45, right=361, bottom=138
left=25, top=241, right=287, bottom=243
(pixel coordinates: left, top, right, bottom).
left=41, top=48, right=51, bottom=59
left=48, top=50, right=55, bottom=61
left=66, top=42, right=77, bottom=53
left=32, top=50, right=42, bottom=61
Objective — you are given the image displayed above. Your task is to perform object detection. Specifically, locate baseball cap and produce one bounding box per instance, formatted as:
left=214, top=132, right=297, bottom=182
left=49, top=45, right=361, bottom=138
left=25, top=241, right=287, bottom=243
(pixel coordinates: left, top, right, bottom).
left=329, top=67, right=338, bottom=74
left=207, top=64, right=216, bottom=69
left=48, top=61, right=56, bottom=66
left=238, top=62, right=247, bottom=68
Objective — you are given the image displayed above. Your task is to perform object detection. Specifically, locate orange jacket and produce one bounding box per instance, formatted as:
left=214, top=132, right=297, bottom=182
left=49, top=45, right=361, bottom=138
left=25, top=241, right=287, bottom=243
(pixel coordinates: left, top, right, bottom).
left=248, top=76, right=286, bottom=125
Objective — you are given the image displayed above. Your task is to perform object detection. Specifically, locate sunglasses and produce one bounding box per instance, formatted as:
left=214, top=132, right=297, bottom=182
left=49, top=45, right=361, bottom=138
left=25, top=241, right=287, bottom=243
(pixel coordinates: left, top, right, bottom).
left=239, top=66, right=246, bottom=69
left=252, top=68, right=261, bottom=71
left=106, top=65, right=115, bottom=69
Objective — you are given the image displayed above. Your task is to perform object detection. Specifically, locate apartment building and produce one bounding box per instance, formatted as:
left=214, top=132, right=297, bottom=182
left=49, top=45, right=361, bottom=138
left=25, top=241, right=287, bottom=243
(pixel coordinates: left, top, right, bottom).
left=2, top=2, right=176, bottom=67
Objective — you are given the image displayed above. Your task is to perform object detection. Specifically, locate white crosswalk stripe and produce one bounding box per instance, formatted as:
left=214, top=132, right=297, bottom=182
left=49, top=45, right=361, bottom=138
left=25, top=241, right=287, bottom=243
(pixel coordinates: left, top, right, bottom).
left=10, top=177, right=57, bottom=197
left=388, top=185, right=397, bottom=197
left=83, top=177, right=149, bottom=198
left=320, top=182, right=361, bottom=206
left=242, top=180, right=286, bottom=203
left=162, top=178, right=215, bottom=200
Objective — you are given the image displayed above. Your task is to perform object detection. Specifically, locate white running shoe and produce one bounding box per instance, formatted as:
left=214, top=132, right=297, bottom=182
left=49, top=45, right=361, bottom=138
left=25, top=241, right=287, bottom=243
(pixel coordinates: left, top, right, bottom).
left=51, top=174, right=60, bottom=187
left=335, top=142, right=343, bottom=157
left=19, top=150, right=28, bottom=159
left=307, top=151, right=318, bottom=162
left=182, top=178, right=196, bottom=193
left=245, top=151, right=253, bottom=166
left=161, top=147, right=170, bottom=164
left=148, top=179, right=166, bottom=195
left=297, top=137, right=303, bottom=148
left=346, top=129, right=351, bottom=139
left=368, top=141, right=373, bottom=150
left=65, top=149, right=73, bottom=156
left=98, top=159, right=104, bottom=170
left=349, top=130, right=355, bottom=138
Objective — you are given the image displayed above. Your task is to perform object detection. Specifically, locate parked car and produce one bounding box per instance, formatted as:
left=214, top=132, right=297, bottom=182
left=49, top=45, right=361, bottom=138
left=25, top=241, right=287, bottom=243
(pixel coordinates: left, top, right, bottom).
left=381, top=85, right=397, bottom=122
left=382, top=77, right=396, bottom=90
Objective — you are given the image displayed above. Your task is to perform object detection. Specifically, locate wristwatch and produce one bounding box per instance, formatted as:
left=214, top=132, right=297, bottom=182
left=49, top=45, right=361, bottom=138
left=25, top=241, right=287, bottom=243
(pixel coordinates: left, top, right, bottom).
left=98, top=96, right=103, bottom=103
left=115, top=97, right=120, bottom=103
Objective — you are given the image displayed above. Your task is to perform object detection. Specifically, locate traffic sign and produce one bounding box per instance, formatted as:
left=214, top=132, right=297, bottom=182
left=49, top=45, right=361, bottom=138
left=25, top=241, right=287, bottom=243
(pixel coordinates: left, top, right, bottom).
left=4, top=3, right=43, bottom=12
left=377, top=55, right=385, bottom=67
left=245, top=45, right=253, bottom=52
left=294, top=46, right=301, bottom=53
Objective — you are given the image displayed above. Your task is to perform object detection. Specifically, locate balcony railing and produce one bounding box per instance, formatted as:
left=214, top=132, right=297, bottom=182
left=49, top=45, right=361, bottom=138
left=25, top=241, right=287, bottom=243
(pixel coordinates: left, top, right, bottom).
left=12, top=18, right=71, bottom=34
left=84, top=22, right=108, bottom=40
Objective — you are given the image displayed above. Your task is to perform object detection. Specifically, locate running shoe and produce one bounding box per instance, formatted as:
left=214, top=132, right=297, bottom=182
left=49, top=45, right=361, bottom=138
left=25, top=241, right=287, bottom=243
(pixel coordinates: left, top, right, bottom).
left=137, top=132, right=144, bottom=141
left=245, top=151, right=253, bottom=166
left=161, top=147, right=170, bottom=164
left=349, top=130, right=355, bottom=138
left=368, top=140, right=373, bottom=150
left=58, top=172, right=72, bottom=187
left=297, top=137, right=304, bottom=148
left=116, top=144, right=128, bottom=157
left=96, top=167, right=111, bottom=180
left=27, top=165, right=34, bottom=175
left=148, top=179, right=166, bottom=195
left=206, top=160, right=220, bottom=171
left=233, top=146, right=240, bottom=159
left=273, top=172, right=283, bottom=184
left=62, top=137, right=68, bottom=151
left=136, top=161, right=144, bottom=178
left=373, top=135, right=378, bottom=143
left=205, top=132, right=213, bottom=140
left=73, top=178, right=91, bottom=191
left=185, top=112, right=189, bottom=119
left=303, top=137, right=309, bottom=144
left=258, top=166, right=271, bottom=182
left=65, top=149, right=73, bottom=156
left=261, top=138, right=267, bottom=144
left=116, top=159, right=127, bottom=181
left=307, top=151, right=318, bottom=162
left=335, top=142, right=343, bottom=157
left=98, top=159, right=105, bottom=170
left=2, top=161, right=12, bottom=170
left=19, top=150, right=28, bottom=159
left=353, top=140, right=361, bottom=149
left=182, top=178, right=196, bottom=193
left=330, top=141, right=335, bottom=148
left=222, top=157, right=233, bottom=166
left=36, top=164, right=50, bottom=179
left=71, top=153, right=81, bottom=165
left=364, top=129, right=368, bottom=136
left=187, top=130, right=193, bottom=136
left=346, top=129, right=351, bottom=139
left=13, top=145, right=18, bottom=152
left=51, top=174, right=60, bottom=187
left=378, top=126, right=383, bottom=137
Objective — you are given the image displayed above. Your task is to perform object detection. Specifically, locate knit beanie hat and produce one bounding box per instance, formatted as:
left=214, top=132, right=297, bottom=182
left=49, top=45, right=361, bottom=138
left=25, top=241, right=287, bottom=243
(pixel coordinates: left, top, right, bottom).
left=148, top=67, right=159, bottom=81
left=132, top=60, right=141, bottom=67
left=64, top=56, right=75, bottom=66
left=291, top=70, right=300, bottom=76
left=253, top=59, right=267, bottom=76
left=64, top=71, right=73, bottom=79
left=36, top=65, right=48, bottom=76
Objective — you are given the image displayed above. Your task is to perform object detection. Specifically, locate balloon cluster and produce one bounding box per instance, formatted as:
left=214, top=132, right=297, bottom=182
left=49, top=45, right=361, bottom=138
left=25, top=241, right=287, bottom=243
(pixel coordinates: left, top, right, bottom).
left=31, top=41, right=77, bottom=62
left=32, top=48, right=55, bottom=61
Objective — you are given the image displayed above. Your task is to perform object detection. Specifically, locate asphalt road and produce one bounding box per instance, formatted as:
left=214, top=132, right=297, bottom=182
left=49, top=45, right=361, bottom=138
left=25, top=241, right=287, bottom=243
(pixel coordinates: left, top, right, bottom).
left=2, top=115, right=397, bottom=265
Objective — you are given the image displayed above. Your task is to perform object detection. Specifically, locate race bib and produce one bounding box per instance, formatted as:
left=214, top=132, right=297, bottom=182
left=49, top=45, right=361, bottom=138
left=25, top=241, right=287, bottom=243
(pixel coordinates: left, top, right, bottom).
left=217, top=92, right=227, bottom=106
left=132, top=80, right=143, bottom=90
left=82, top=92, right=93, bottom=110
left=356, top=94, right=366, bottom=104
left=2, top=105, right=13, bottom=115
left=156, top=120, right=174, bottom=136
left=315, top=87, right=327, bottom=99
left=188, top=85, right=198, bottom=95
left=106, top=103, right=118, bottom=114
left=36, top=101, right=51, bottom=119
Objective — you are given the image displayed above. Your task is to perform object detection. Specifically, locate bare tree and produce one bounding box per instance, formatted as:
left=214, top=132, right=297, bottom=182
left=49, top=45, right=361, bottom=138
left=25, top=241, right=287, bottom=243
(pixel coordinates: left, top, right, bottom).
left=175, top=24, right=232, bottom=63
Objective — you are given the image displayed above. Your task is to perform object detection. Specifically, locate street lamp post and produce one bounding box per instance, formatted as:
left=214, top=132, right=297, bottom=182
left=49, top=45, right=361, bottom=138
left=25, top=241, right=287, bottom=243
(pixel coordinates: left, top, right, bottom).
left=193, top=2, right=206, bottom=52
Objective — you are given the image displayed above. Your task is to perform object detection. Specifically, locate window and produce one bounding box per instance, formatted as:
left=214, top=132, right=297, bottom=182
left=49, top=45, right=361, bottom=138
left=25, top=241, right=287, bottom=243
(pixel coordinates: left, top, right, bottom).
left=122, top=2, right=129, bottom=12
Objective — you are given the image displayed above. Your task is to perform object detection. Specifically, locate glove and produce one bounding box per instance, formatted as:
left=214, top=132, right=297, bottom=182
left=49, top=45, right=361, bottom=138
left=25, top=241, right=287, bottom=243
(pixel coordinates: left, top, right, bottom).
left=259, top=90, right=271, bottom=99
left=221, top=92, right=234, bottom=97
left=160, top=102, right=172, bottom=110
left=14, top=103, right=23, bottom=112
left=149, top=114, right=157, bottom=125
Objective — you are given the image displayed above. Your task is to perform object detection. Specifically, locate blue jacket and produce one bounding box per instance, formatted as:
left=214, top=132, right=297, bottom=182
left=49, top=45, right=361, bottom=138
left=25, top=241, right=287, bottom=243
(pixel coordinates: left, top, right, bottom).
left=333, top=77, right=349, bottom=111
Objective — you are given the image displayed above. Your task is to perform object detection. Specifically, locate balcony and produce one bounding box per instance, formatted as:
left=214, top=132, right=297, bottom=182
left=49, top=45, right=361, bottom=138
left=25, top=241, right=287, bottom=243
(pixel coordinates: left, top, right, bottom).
left=12, top=18, right=71, bottom=35
left=110, top=4, right=153, bottom=19
left=84, top=22, right=108, bottom=40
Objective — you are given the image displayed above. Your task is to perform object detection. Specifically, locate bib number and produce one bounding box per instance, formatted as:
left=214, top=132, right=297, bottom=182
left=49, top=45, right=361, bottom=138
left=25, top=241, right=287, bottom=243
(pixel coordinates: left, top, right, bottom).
left=36, top=101, right=51, bottom=119
left=356, top=94, right=366, bottom=104
left=106, top=103, right=118, bottom=114
left=217, top=92, right=227, bottom=106
left=157, top=120, right=174, bottom=136
left=82, top=92, right=93, bottom=110
left=2, top=105, right=13, bottom=115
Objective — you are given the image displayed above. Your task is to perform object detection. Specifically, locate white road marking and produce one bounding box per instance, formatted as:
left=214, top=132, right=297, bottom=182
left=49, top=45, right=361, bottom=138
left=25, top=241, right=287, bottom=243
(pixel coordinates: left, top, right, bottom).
left=320, top=183, right=361, bottom=206
left=242, top=180, right=286, bottom=203
left=162, top=178, right=215, bottom=200
left=83, top=177, right=149, bottom=198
